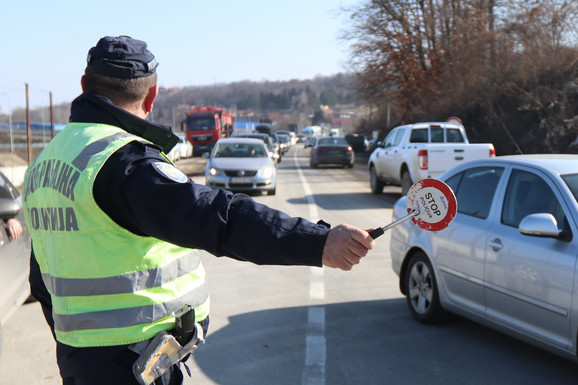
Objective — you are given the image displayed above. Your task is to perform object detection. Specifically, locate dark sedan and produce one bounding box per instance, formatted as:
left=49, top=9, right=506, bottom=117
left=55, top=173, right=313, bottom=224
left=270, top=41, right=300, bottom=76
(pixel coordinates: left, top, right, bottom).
left=309, top=136, right=355, bottom=168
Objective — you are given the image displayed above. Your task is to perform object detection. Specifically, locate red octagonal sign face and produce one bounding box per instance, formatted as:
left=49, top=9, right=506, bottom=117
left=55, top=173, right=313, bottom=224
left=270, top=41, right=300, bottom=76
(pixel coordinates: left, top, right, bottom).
left=405, top=178, right=457, bottom=232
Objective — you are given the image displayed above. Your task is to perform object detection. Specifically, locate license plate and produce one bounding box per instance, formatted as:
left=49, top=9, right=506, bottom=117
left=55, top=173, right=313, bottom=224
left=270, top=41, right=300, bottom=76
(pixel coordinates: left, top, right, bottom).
left=231, top=177, right=252, bottom=183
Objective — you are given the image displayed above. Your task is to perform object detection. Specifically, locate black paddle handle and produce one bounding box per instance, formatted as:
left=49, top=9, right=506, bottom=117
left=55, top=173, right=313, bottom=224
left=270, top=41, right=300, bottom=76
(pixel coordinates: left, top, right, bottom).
left=369, top=227, right=384, bottom=239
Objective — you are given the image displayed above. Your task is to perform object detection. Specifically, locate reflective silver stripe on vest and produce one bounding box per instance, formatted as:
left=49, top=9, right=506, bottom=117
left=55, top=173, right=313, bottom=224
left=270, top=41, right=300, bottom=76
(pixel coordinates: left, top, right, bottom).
left=53, top=286, right=209, bottom=332
left=71, top=132, right=134, bottom=171
left=43, top=251, right=201, bottom=297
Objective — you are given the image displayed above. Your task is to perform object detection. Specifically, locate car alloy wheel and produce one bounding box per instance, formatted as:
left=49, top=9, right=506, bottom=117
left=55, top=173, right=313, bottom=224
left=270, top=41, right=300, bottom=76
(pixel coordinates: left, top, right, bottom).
left=404, top=252, right=446, bottom=324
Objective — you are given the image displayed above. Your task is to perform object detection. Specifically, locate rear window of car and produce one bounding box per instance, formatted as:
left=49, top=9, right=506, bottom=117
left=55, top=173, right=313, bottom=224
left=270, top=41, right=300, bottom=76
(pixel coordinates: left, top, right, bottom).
left=410, top=129, right=428, bottom=143
left=430, top=126, right=443, bottom=143
left=318, top=138, right=348, bottom=146
left=446, top=128, right=465, bottom=143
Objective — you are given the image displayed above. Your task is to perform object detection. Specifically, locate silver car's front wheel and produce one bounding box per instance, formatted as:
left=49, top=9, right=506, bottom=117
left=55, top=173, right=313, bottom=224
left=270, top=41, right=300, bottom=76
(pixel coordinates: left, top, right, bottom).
left=404, top=252, right=446, bottom=324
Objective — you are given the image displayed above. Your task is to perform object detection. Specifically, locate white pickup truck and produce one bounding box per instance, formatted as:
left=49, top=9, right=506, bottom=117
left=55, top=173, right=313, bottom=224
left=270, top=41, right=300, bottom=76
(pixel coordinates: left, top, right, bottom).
left=368, top=121, right=495, bottom=194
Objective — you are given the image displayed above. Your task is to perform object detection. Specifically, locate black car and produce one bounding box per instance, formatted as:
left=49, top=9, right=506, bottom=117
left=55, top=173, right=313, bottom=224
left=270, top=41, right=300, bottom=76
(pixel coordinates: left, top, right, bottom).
left=309, top=136, right=355, bottom=168
left=345, top=134, right=368, bottom=152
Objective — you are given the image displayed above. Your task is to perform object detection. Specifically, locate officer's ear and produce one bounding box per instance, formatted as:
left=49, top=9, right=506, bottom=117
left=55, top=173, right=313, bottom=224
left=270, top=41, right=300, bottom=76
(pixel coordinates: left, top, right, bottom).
left=81, top=75, right=87, bottom=92
left=143, top=85, right=159, bottom=114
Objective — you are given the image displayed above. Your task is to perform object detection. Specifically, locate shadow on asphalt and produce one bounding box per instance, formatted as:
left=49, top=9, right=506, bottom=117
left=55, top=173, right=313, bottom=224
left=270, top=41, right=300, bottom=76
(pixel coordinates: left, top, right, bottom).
left=287, top=191, right=402, bottom=211
left=192, top=300, right=578, bottom=385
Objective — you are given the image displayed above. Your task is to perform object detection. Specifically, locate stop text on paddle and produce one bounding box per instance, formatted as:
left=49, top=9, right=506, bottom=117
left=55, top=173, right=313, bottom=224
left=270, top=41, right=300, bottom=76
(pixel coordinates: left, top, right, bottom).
left=369, top=178, right=457, bottom=239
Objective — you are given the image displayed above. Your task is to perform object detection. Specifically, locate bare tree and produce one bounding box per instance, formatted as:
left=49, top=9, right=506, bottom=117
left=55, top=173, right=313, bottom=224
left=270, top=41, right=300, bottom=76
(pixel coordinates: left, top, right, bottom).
left=343, top=0, right=578, bottom=153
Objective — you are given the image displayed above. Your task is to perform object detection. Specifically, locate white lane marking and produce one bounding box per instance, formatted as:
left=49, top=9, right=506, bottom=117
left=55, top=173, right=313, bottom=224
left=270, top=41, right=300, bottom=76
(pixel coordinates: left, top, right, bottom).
left=294, top=149, right=326, bottom=385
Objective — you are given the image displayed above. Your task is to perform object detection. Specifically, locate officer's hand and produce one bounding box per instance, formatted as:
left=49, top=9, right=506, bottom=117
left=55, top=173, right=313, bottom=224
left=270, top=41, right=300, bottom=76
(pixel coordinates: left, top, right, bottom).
left=322, top=224, right=374, bottom=271
left=5, top=218, right=23, bottom=240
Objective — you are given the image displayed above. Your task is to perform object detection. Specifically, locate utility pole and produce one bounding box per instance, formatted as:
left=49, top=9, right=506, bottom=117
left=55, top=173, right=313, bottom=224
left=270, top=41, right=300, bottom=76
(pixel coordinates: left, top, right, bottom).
left=26, top=83, right=32, bottom=164
left=50, top=91, right=55, bottom=138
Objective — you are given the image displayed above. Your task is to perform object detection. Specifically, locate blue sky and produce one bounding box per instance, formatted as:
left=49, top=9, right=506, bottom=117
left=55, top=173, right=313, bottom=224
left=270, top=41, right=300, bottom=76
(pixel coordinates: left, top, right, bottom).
left=0, top=0, right=360, bottom=111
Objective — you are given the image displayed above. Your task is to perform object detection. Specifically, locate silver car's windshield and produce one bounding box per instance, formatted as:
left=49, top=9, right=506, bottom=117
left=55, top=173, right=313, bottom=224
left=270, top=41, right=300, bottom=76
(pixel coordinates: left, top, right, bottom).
left=213, top=143, right=267, bottom=158
left=561, top=173, right=578, bottom=203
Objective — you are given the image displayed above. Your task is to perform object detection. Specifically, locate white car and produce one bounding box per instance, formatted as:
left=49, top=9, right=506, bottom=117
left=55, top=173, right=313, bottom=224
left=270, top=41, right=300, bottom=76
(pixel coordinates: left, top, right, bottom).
left=205, top=138, right=276, bottom=195
left=390, top=155, right=578, bottom=362
left=177, top=134, right=193, bottom=159
left=167, top=135, right=193, bottom=162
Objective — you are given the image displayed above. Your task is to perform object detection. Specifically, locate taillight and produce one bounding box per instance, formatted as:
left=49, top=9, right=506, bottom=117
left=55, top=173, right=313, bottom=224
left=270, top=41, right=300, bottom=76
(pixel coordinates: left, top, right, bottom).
left=418, top=149, right=428, bottom=170
left=490, top=147, right=496, bottom=157
left=347, top=146, right=353, bottom=152
left=316, top=147, right=327, bottom=153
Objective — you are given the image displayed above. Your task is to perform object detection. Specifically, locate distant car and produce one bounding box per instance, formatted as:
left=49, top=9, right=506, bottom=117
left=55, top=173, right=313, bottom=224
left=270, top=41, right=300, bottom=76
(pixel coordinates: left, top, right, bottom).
left=366, top=139, right=379, bottom=153
left=276, top=130, right=297, bottom=146
left=0, top=171, right=31, bottom=357
left=167, top=135, right=192, bottom=162
left=233, top=133, right=281, bottom=164
left=276, top=134, right=290, bottom=153
left=177, top=134, right=193, bottom=159
left=309, top=136, right=355, bottom=169
left=303, top=137, right=316, bottom=148
left=166, top=145, right=180, bottom=162
left=205, top=138, right=277, bottom=195
left=390, top=155, right=578, bottom=362
left=345, top=134, right=368, bottom=152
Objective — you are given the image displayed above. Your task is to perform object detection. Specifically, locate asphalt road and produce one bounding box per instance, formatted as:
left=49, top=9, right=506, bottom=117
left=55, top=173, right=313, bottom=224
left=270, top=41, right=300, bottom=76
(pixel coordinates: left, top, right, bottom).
left=1, top=146, right=578, bottom=384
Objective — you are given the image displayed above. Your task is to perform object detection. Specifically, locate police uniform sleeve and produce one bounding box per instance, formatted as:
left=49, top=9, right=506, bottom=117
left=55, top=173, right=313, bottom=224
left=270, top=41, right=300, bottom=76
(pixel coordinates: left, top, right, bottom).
left=94, top=142, right=328, bottom=266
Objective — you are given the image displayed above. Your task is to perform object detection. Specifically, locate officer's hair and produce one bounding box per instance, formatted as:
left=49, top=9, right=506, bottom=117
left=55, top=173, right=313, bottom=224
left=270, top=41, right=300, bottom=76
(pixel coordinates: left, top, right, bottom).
left=83, top=69, right=157, bottom=107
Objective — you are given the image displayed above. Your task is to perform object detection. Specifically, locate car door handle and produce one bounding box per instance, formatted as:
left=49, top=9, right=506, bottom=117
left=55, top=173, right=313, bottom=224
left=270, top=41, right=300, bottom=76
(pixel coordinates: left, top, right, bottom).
left=488, top=238, right=503, bottom=251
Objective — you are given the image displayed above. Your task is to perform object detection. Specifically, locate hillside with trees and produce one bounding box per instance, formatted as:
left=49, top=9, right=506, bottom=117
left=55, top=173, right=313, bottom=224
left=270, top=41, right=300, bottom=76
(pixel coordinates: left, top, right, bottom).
left=344, top=0, right=578, bottom=155
left=2, top=74, right=366, bottom=135
left=151, top=74, right=364, bottom=132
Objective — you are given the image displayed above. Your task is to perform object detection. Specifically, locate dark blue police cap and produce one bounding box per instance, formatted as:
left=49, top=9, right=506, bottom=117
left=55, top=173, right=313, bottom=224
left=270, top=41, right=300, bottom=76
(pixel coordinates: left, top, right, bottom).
left=86, top=36, right=158, bottom=79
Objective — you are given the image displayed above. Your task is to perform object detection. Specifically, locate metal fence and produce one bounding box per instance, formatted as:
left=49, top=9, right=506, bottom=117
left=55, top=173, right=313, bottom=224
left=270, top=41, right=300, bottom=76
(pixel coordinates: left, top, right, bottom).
left=0, top=125, right=57, bottom=187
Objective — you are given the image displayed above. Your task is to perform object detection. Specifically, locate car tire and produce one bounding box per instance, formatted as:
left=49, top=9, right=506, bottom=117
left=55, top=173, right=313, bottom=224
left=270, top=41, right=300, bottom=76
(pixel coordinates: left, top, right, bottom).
left=404, top=252, right=446, bottom=324
left=267, top=187, right=276, bottom=196
left=401, top=170, right=412, bottom=195
left=310, top=162, right=318, bottom=169
left=370, top=166, right=384, bottom=194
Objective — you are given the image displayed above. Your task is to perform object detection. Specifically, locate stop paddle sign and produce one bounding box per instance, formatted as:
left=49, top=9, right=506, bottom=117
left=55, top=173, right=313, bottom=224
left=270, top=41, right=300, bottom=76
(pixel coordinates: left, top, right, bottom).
left=369, top=178, right=457, bottom=239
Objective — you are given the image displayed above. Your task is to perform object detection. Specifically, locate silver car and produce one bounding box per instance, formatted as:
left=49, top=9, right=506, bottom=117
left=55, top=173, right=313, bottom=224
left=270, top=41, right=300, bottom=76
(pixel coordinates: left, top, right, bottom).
left=390, top=155, right=578, bottom=361
left=0, top=171, right=31, bottom=356
left=205, top=138, right=277, bottom=195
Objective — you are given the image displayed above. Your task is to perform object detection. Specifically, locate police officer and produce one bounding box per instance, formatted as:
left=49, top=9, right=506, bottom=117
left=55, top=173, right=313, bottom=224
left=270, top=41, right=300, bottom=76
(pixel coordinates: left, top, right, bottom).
left=23, top=36, right=375, bottom=385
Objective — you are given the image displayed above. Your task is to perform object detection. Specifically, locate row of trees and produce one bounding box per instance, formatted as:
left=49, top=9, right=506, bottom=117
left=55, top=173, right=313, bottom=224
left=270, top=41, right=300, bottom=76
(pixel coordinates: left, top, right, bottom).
left=0, top=74, right=362, bottom=132
left=152, top=74, right=361, bottom=129
left=344, top=0, right=578, bottom=154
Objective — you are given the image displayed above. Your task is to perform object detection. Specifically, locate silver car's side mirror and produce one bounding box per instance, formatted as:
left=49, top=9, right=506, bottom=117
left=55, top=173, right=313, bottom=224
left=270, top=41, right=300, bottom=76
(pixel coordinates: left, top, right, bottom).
left=519, top=213, right=561, bottom=238
left=0, top=198, right=21, bottom=220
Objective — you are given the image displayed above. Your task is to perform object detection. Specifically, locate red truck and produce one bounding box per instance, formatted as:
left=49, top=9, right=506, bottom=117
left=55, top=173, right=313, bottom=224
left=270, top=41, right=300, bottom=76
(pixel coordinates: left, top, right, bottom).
left=183, top=106, right=234, bottom=156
